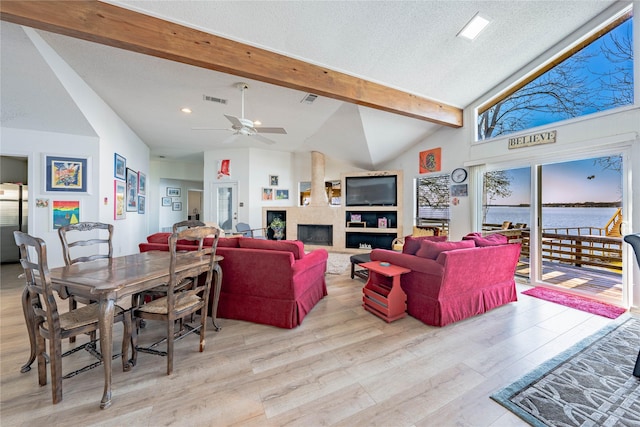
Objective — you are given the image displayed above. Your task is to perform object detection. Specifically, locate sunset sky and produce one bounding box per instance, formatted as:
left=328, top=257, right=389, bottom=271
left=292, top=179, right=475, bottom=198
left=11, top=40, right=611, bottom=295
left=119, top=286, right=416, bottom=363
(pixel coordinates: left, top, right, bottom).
left=495, top=156, right=623, bottom=205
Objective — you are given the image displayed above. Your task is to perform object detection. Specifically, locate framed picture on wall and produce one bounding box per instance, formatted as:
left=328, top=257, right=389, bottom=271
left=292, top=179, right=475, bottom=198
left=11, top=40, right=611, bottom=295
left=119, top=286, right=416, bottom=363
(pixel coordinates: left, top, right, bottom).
left=262, top=188, right=273, bottom=200
left=138, top=172, right=146, bottom=195
left=114, top=180, right=126, bottom=220
left=44, top=155, right=89, bottom=193
left=275, top=189, right=289, bottom=200
left=167, top=187, right=181, bottom=197
left=172, top=201, right=182, bottom=211
left=114, top=153, right=126, bottom=180
left=162, top=197, right=172, bottom=207
left=138, top=195, right=145, bottom=214
left=126, top=168, right=138, bottom=212
left=51, top=200, right=80, bottom=230
left=269, top=175, right=279, bottom=186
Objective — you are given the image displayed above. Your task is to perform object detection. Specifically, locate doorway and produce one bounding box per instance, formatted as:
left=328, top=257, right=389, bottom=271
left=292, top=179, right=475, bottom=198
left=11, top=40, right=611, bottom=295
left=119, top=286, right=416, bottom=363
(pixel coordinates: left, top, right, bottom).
left=482, top=153, right=626, bottom=306
left=210, top=182, right=238, bottom=235
left=187, top=190, right=202, bottom=221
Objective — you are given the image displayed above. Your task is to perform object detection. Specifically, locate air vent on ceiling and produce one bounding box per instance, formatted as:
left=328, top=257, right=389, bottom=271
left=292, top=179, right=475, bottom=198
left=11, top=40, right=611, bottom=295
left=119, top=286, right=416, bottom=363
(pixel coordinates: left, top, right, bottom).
left=301, top=93, right=318, bottom=104
left=202, top=95, right=228, bottom=105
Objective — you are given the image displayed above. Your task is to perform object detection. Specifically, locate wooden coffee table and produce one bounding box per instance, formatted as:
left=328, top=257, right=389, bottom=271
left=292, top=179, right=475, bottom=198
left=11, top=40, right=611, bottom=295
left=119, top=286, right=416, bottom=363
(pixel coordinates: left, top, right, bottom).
left=360, top=261, right=410, bottom=322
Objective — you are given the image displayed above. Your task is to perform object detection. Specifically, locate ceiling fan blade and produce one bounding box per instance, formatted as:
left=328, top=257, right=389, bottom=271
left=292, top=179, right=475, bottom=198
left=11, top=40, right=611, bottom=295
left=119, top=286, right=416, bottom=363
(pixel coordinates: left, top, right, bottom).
left=252, top=133, right=277, bottom=145
left=191, top=127, right=231, bottom=131
left=256, top=127, right=287, bottom=134
left=224, top=114, right=243, bottom=128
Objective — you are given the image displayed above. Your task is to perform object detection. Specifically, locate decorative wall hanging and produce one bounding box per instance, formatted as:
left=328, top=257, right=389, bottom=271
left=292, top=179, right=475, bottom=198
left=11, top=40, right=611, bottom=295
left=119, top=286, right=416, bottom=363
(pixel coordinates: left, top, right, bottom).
left=52, top=200, right=80, bottom=230
left=126, top=168, right=138, bottom=212
left=270, top=175, right=279, bottom=186
left=275, top=189, right=289, bottom=200
left=114, top=180, right=126, bottom=220
left=114, top=153, right=126, bottom=180
left=217, top=159, right=231, bottom=179
left=262, top=188, right=274, bottom=200
left=45, top=155, right=89, bottom=193
left=138, top=172, right=146, bottom=195
left=419, top=148, right=442, bottom=174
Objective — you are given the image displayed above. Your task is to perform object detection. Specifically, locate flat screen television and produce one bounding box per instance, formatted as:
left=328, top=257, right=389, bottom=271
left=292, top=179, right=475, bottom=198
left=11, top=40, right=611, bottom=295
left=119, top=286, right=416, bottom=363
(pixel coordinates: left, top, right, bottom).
left=345, top=175, right=397, bottom=207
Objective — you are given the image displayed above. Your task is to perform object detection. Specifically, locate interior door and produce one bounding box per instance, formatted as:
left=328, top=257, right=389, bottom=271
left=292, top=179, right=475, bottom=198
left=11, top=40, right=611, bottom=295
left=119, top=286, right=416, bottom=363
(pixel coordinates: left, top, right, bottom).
left=210, top=182, right=238, bottom=234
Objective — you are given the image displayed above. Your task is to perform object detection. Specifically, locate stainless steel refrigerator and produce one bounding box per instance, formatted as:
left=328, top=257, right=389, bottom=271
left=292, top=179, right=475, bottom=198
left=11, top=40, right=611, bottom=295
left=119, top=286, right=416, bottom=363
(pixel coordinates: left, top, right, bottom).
left=0, top=183, right=28, bottom=263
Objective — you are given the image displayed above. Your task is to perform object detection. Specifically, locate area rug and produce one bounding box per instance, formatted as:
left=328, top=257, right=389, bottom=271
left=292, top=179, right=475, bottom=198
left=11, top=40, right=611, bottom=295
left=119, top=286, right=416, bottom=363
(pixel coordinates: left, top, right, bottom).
left=491, top=316, right=640, bottom=426
left=325, top=252, right=352, bottom=275
left=522, top=287, right=626, bottom=319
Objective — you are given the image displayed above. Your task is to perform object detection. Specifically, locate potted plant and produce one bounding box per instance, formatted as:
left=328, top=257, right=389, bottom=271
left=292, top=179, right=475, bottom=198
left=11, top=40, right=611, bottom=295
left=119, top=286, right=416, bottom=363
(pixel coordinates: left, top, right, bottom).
left=269, top=217, right=286, bottom=240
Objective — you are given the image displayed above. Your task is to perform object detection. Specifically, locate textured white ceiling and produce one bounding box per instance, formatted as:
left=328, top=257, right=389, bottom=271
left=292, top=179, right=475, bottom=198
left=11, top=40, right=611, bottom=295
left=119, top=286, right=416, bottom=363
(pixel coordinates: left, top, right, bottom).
left=1, top=0, right=621, bottom=169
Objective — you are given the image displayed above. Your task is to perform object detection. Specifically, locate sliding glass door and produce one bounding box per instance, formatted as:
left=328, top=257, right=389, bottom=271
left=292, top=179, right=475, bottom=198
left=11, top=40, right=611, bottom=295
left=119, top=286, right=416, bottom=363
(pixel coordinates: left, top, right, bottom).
left=538, top=156, right=623, bottom=304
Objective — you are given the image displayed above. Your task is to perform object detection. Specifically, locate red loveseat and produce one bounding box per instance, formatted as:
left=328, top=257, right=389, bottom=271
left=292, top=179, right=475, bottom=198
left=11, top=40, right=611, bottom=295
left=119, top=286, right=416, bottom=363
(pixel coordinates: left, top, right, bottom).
left=370, top=234, right=521, bottom=327
left=139, top=233, right=328, bottom=329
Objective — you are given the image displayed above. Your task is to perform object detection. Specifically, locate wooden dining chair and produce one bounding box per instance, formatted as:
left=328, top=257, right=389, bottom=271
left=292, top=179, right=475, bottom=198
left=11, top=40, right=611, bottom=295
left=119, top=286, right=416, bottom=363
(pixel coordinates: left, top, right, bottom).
left=131, top=220, right=206, bottom=313
left=133, top=226, right=220, bottom=375
left=13, top=231, right=134, bottom=404
left=58, top=222, right=113, bottom=343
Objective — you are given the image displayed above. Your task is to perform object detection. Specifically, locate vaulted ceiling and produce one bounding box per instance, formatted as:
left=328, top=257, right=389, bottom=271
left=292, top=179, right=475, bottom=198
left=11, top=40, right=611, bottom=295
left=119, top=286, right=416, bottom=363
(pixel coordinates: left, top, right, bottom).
left=0, top=1, right=620, bottom=169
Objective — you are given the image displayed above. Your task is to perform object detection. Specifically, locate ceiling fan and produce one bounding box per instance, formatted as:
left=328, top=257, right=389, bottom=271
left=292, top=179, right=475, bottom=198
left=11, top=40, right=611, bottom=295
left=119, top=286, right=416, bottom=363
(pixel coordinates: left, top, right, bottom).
left=193, top=82, right=287, bottom=145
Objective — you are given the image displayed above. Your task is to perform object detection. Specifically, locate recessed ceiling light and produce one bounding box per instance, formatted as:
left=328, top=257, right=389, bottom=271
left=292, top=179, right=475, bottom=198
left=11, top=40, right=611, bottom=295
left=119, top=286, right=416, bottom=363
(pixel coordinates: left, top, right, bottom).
left=181, top=107, right=192, bottom=114
left=457, top=13, right=490, bottom=41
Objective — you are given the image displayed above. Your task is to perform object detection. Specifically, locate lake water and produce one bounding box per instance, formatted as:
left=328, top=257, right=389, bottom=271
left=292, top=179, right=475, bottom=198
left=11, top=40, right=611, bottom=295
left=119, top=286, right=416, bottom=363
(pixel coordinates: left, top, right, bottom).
left=484, top=206, right=619, bottom=230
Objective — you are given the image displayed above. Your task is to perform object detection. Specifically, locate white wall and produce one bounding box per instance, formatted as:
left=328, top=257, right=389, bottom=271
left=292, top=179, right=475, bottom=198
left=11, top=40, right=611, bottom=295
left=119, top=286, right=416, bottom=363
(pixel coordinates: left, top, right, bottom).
left=203, top=147, right=294, bottom=228
left=0, top=28, right=151, bottom=266
left=0, top=128, right=100, bottom=267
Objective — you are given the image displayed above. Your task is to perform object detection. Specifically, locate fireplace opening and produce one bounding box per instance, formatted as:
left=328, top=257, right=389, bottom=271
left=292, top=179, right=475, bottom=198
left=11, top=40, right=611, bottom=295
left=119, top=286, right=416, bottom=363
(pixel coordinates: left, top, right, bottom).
left=298, top=224, right=333, bottom=246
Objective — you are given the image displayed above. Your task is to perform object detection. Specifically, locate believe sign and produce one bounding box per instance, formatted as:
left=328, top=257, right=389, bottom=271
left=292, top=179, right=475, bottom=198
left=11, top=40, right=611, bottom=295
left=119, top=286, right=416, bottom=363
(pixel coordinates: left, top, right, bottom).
left=508, top=130, right=556, bottom=149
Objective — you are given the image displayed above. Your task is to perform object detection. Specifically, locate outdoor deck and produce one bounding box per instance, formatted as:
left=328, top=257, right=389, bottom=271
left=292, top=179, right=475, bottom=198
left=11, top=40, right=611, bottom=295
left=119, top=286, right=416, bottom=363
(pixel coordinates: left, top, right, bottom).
left=516, top=260, right=623, bottom=301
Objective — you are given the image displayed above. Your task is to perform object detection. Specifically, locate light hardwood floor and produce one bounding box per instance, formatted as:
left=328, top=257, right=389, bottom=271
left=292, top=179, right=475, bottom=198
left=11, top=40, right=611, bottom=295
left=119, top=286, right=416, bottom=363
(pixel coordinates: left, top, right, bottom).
left=0, top=261, right=625, bottom=426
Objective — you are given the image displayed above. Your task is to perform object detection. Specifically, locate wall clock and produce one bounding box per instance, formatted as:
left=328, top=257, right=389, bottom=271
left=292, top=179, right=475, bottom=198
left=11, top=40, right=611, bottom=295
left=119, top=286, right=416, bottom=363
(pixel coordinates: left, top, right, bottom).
left=451, top=168, right=468, bottom=183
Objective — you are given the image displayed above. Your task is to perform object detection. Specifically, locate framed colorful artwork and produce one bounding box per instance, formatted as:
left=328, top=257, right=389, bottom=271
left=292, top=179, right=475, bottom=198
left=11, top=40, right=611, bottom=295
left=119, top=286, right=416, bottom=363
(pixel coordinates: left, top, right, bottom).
left=114, top=153, right=126, bottom=180
left=114, top=180, right=126, bottom=220
left=262, top=187, right=273, bottom=200
left=138, top=195, right=146, bottom=214
left=52, top=200, right=80, bottom=230
left=126, top=168, right=138, bottom=212
left=275, top=189, right=289, bottom=200
left=419, top=148, right=442, bottom=174
left=270, top=175, right=279, bottom=186
left=44, top=155, right=89, bottom=193
left=138, top=172, right=146, bottom=195
left=162, top=197, right=172, bottom=207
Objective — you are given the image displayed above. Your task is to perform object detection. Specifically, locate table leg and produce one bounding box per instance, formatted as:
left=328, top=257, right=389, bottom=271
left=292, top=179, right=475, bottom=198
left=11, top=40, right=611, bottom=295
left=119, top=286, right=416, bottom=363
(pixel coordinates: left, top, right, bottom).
left=98, top=297, right=116, bottom=409
left=20, top=287, right=37, bottom=373
left=210, top=264, right=222, bottom=331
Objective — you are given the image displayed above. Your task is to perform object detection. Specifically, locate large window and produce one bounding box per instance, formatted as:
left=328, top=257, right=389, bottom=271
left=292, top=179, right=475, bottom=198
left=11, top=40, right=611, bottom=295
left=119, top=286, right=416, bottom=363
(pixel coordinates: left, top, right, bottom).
left=477, top=8, right=633, bottom=141
left=416, top=174, right=450, bottom=232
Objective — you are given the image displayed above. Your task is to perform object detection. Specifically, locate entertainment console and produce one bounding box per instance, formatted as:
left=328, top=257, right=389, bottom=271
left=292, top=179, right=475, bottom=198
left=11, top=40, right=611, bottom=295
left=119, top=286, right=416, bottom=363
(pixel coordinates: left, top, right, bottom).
left=342, top=170, right=403, bottom=250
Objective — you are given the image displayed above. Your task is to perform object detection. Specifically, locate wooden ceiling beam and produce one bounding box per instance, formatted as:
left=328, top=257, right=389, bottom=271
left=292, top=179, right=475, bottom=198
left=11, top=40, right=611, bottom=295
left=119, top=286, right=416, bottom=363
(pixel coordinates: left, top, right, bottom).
left=0, top=0, right=462, bottom=127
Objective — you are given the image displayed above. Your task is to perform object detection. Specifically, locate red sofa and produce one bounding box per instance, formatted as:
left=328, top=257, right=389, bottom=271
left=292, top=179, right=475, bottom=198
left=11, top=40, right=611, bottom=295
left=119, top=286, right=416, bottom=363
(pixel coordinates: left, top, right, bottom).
left=139, top=233, right=328, bottom=329
left=370, top=234, right=521, bottom=327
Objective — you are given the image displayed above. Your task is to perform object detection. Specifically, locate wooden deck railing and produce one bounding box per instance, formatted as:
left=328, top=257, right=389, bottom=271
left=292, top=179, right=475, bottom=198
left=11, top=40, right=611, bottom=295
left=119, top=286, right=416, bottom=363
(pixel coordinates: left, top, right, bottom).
left=483, top=226, right=623, bottom=273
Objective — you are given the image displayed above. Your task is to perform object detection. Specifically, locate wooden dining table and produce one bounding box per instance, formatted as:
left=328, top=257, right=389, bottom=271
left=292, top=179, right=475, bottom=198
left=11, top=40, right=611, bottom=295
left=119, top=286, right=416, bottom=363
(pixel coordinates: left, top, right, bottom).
left=20, top=250, right=223, bottom=409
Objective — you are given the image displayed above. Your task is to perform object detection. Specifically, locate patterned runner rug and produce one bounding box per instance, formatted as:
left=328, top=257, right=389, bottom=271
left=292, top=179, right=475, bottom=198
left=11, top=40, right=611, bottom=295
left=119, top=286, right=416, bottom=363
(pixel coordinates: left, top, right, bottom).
left=491, top=316, right=640, bottom=426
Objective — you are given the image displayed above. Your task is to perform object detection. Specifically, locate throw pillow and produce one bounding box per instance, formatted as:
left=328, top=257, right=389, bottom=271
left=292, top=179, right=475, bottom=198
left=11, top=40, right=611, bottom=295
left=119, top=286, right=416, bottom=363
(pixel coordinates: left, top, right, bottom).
left=415, top=239, right=475, bottom=259
left=462, top=232, right=508, bottom=246
left=403, top=235, right=447, bottom=255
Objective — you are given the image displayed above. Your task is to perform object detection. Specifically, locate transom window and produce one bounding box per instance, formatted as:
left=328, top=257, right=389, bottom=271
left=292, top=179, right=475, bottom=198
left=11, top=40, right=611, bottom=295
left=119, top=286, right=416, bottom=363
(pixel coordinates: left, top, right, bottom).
left=477, top=7, right=633, bottom=141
